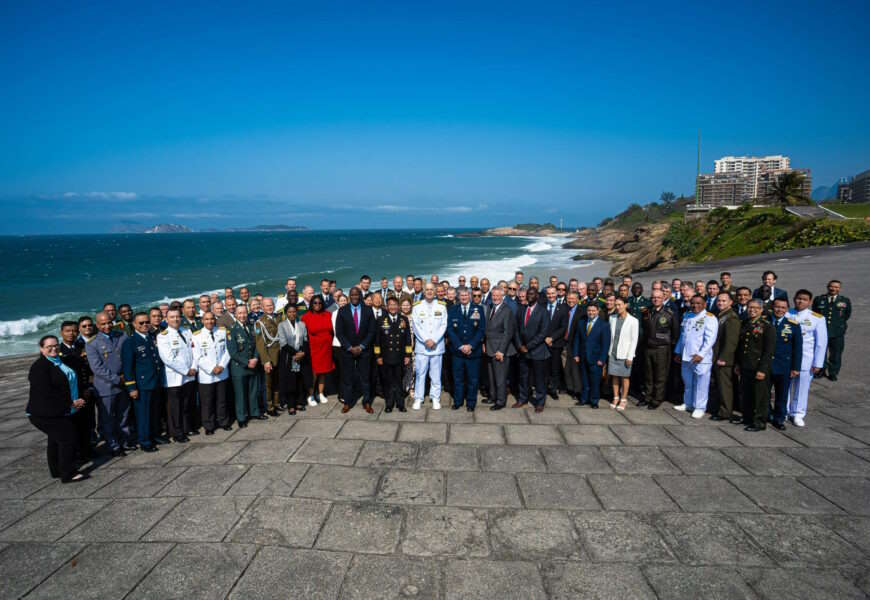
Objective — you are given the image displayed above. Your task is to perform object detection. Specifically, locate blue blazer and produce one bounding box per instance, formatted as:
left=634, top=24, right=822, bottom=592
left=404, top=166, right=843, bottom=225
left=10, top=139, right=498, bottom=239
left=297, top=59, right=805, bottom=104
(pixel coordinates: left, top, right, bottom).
left=447, top=303, right=486, bottom=357
left=122, top=332, right=164, bottom=392
left=572, top=316, right=610, bottom=365
left=753, top=286, right=788, bottom=302
left=771, top=316, right=803, bottom=375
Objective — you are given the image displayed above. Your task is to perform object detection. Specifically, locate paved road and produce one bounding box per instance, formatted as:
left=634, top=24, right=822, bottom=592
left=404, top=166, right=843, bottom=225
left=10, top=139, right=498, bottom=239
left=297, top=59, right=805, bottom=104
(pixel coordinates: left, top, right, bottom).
left=0, top=248, right=868, bottom=599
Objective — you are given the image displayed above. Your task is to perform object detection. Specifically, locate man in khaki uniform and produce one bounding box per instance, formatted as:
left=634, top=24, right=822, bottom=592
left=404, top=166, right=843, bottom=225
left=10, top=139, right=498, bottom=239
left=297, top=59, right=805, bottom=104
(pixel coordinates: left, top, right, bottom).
left=255, top=297, right=283, bottom=416
left=711, top=292, right=741, bottom=421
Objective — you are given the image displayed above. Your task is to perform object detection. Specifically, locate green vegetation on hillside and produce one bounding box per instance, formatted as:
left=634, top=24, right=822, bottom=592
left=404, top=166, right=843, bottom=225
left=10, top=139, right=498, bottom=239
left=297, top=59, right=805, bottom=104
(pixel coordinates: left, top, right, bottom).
left=599, top=193, right=692, bottom=229
left=820, top=203, right=870, bottom=219
left=663, top=205, right=870, bottom=262
left=514, top=223, right=557, bottom=231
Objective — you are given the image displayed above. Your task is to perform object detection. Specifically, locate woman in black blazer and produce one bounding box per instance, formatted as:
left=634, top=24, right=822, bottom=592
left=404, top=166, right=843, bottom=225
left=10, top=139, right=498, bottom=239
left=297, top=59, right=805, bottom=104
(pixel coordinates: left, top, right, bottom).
left=27, top=335, right=88, bottom=483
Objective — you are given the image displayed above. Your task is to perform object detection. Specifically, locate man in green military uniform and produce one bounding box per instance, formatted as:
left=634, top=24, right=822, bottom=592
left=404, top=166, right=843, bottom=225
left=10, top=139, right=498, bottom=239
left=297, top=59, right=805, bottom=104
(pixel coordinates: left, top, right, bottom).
left=255, top=297, right=283, bottom=416
left=227, top=304, right=264, bottom=427
left=736, top=299, right=776, bottom=432
left=812, top=279, right=851, bottom=381
left=711, top=292, right=741, bottom=421
left=627, top=282, right=651, bottom=319
left=116, top=304, right=135, bottom=335
left=181, top=299, right=203, bottom=331
left=640, top=289, right=680, bottom=409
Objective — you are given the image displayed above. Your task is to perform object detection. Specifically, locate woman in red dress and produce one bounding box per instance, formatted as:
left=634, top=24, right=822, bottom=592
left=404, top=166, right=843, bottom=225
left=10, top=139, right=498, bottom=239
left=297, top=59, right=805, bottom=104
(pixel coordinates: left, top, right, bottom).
left=301, top=296, right=335, bottom=405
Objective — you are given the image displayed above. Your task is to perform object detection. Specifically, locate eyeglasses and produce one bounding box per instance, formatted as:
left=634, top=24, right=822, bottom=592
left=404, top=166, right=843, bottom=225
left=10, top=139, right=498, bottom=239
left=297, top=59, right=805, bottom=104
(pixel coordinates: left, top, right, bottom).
left=43, top=344, right=58, bottom=349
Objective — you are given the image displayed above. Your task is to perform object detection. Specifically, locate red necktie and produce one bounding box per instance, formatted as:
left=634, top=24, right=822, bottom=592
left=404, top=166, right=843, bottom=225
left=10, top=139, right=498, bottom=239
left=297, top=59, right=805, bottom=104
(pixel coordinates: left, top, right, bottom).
left=353, top=308, right=359, bottom=334
left=524, top=306, right=531, bottom=325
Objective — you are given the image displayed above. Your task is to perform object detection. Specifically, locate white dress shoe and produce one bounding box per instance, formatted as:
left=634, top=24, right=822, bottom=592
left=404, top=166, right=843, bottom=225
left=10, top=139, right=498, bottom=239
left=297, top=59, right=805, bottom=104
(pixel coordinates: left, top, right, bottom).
left=432, top=400, right=441, bottom=410
left=691, top=409, right=705, bottom=419
left=673, top=404, right=687, bottom=412
left=793, top=416, right=806, bottom=427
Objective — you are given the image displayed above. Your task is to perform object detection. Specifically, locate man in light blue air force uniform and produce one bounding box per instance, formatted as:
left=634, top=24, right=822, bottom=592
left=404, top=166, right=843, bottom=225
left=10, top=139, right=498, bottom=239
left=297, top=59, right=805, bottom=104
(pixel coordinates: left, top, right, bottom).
left=673, top=295, right=719, bottom=420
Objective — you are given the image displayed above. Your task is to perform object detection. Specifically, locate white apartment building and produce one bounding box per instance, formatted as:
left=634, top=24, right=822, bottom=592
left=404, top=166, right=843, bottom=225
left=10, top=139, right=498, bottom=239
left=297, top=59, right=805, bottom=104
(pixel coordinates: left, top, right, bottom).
left=713, top=155, right=791, bottom=198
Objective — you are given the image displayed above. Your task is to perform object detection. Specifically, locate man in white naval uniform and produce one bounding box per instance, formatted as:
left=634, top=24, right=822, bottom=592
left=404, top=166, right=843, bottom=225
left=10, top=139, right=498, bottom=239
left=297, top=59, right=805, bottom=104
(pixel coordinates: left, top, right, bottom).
left=193, top=311, right=232, bottom=434
left=156, top=308, right=197, bottom=443
left=411, top=282, right=448, bottom=410
left=787, top=289, right=828, bottom=427
left=673, top=295, right=719, bottom=419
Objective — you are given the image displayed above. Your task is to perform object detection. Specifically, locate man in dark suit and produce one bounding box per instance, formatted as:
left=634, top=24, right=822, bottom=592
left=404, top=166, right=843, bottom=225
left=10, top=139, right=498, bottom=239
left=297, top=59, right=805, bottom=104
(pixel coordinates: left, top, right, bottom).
left=373, top=297, right=412, bottom=413
left=335, top=286, right=376, bottom=413
left=705, top=280, right=721, bottom=315
left=573, top=303, right=611, bottom=408
left=479, top=279, right=493, bottom=307
left=317, top=278, right=335, bottom=310
left=484, top=287, right=516, bottom=410
left=542, top=287, right=569, bottom=399
left=514, top=287, right=551, bottom=412
left=447, top=288, right=486, bottom=411
left=753, top=270, right=788, bottom=303
left=561, top=292, right=584, bottom=401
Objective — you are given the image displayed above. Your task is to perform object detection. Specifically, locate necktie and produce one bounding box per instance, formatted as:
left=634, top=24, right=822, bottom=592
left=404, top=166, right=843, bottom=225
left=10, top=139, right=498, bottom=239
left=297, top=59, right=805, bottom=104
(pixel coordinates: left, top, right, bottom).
left=524, top=306, right=531, bottom=325
left=463, top=305, right=467, bottom=318
left=587, top=320, right=593, bottom=334
left=210, top=330, right=215, bottom=341
left=549, top=304, right=554, bottom=318
left=490, top=305, right=496, bottom=320
left=353, top=308, right=359, bottom=334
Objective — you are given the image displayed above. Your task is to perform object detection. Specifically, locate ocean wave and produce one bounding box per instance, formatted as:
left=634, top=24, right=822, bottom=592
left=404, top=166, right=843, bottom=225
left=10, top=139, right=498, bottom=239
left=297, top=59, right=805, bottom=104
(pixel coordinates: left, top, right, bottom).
left=438, top=234, right=455, bottom=238
left=0, top=314, right=67, bottom=337
left=522, top=241, right=552, bottom=252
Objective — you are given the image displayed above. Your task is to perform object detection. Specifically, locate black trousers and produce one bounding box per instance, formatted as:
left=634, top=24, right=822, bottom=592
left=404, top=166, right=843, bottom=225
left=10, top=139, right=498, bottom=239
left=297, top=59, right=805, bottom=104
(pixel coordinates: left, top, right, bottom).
left=71, top=402, right=93, bottom=461
left=644, top=346, right=672, bottom=408
left=199, top=380, right=230, bottom=431
left=166, top=381, right=195, bottom=439
left=630, top=344, right=646, bottom=398
left=29, top=415, right=78, bottom=480
left=518, top=356, right=549, bottom=407
left=340, top=351, right=372, bottom=407
left=741, top=371, right=772, bottom=429
left=280, top=368, right=306, bottom=408
left=379, top=361, right=405, bottom=410
left=547, top=345, right=565, bottom=392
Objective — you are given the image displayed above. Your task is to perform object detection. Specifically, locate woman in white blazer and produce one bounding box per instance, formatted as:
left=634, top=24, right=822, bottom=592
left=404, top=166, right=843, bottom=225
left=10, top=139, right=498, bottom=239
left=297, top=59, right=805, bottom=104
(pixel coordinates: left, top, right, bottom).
left=608, top=297, right=639, bottom=410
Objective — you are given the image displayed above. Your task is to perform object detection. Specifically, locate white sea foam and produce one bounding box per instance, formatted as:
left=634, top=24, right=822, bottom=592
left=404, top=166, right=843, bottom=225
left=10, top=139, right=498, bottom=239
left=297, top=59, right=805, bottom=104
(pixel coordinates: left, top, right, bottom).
left=522, top=241, right=553, bottom=252
left=0, top=314, right=66, bottom=337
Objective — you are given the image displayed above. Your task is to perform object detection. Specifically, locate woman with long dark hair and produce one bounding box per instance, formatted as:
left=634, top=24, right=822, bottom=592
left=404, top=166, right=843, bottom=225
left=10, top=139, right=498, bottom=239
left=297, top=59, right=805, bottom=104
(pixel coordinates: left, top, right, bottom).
left=27, top=335, right=88, bottom=483
left=277, top=305, right=309, bottom=415
left=301, top=295, right=335, bottom=406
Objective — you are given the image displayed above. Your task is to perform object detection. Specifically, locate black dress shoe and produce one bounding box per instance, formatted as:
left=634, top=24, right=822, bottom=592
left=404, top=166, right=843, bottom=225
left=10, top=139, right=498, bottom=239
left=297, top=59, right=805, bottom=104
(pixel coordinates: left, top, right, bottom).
left=384, top=408, right=393, bottom=413
left=123, top=443, right=138, bottom=452
left=188, top=430, right=200, bottom=436
left=828, top=374, right=838, bottom=381
left=255, top=415, right=268, bottom=420
left=398, top=407, right=407, bottom=412
left=548, top=390, right=559, bottom=400
left=636, top=399, right=649, bottom=407
left=111, top=448, right=126, bottom=458
left=646, top=403, right=658, bottom=410
left=222, top=425, right=233, bottom=431
left=710, top=415, right=726, bottom=421
left=771, top=422, right=786, bottom=430
left=481, top=398, right=494, bottom=404
left=238, top=421, right=248, bottom=428
left=175, top=436, right=190, bottom=443
left=490, top=404, right=505, bottom=411
left=729, top=416, right=744, bottom=424
left=268, top=410, right=279, bottom=417
left=61, top=472, right=90, bottom=484
left=590, top=404, right=598, bottom=409
left=451, top=404, right=461, bottom=410
left=143, top=445, right=159, bottom=453
left=466, top=407, right=475, bottom=412
left=744, top=425, right=766, bottom=432
left=205, top=430, right=215, bottom=436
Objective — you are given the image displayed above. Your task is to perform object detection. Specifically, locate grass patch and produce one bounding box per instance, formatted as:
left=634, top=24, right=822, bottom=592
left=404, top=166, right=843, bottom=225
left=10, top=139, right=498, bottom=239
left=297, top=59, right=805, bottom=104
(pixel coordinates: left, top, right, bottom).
left=820, top=203, right=870, bottom=218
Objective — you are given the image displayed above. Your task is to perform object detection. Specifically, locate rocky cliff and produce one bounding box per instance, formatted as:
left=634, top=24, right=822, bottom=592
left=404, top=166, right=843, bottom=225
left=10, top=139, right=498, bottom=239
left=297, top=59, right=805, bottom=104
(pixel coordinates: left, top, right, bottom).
left=563, top=223, right=675, bottom=276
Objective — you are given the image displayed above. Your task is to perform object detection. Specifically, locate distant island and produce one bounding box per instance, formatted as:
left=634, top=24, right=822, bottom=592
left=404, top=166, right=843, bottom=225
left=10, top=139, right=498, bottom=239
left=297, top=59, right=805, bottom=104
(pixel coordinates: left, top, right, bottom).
left=460, top=223, right=560, bottom=237
left=143, top=224, right=192, bottom=234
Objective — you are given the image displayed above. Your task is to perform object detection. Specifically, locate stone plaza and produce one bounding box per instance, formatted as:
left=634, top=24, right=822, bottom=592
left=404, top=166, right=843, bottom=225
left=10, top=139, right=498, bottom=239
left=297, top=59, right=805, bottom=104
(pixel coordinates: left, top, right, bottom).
left=1, top=244, right=869, bottom=599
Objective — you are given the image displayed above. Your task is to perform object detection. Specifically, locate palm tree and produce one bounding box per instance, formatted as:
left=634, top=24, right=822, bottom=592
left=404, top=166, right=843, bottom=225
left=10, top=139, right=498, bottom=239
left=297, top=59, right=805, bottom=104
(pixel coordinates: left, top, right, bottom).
left=766, top=171, right=811, bottom=212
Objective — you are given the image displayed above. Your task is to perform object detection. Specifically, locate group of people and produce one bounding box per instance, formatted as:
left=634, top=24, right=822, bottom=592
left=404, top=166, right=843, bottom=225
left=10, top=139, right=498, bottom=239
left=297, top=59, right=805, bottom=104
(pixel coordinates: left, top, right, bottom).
left=27, top=268, right=850, bottom=484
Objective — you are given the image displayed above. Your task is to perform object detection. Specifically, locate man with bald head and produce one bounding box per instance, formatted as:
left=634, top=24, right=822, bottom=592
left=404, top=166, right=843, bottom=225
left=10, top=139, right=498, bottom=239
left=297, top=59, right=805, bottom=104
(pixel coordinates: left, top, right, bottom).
left=255, top=297, right=282, bottom=416
left=86, top=310, right=131, bottom=456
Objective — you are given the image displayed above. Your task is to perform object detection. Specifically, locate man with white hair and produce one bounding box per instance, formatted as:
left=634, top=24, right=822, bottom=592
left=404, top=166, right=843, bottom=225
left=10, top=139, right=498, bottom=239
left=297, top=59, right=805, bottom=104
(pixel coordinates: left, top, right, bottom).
left=411, top=283, right=448, bottom=410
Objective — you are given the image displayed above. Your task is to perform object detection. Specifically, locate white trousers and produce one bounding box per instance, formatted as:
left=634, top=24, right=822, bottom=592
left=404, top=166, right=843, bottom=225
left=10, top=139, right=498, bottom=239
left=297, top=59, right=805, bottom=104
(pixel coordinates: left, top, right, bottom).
left=787, top=369, right=812, bottom=419
left=414, top=353, right=442, bottom=403
left=681, top=361, right=712, bottom=411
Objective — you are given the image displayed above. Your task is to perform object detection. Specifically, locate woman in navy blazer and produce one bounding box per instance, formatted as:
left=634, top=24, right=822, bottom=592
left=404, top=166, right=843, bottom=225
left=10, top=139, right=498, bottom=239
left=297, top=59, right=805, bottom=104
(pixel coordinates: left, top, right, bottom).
left=572, top=303, right=611, bottom=407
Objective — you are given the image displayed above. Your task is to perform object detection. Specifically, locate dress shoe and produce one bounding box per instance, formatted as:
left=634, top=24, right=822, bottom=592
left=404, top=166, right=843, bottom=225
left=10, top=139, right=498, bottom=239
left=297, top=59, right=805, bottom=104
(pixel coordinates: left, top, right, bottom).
left=481, top=398, right=494, bottom=404
left=589, top=404, right=598, bottom=409
left=298, top=405, right=306, bottom=411
left=771, top=421, right=786, bottom=431
left=729, top=416, right=744, bottom=425
left=646, top=403, right=658, bottom=410
left=268, top=410, right=279, bottom=417
left=548, top=390, right=559, bottom=400
left=534, top=406, right=544, bottom=413
left=710, top=415, right=726, bottom=421
left=828, top=373, right=838, bottom=381
left=398, top=407, right=407, bottom=412
left=744, top=425, right=766, bottom=432
left=511, top=402, right=527, bottom=408
left=255, top=415, right=268, bottom=420
left=188, top=430, right=200, bottom=436
left=111, top=448, right=126, bottom=458
left=636, top=399, right=649, bottom=407
left=222, top=425, right=233, bottom=431
left=205, top=430, right=215, bottom=436
left=490, top=404, right=505, bottom=411
left=341, top=405, right=351, bottom=414
left=466, top=406, right=475, bottom=412
left=364, top=405, right=374, bottom=414
left=237, top=421, right=248, bottom=429
left=385, top=407, right=393, bottom=413
left=122, top=443, right=138, bottom=452
left=61, top=472, right=90, bottom=484
left=451, top=404, right=461, bottom=410
left=142, top=445, right=159, bottom=453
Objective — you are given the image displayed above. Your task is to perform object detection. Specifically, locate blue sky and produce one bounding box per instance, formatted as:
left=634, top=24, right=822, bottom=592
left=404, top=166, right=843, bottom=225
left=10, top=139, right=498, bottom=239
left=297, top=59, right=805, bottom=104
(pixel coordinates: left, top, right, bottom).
left=1, top=0, right=868, bottom=234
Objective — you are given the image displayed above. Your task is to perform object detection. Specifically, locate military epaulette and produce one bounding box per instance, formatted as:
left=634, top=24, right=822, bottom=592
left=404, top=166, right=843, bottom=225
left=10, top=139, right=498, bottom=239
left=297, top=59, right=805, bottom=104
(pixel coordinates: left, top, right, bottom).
left=437, top=300, right=447, bottom=305
left=218, top=326, right=227, bottom=331
left=705, top=311, right=715, bottom=317
left=86, top=336, right=96, bottom=343
left=405, top=345, right=413, bottom=353
left=373, top=346, right=380, bottom=355
left=786, top=318, right=799, bottom=325
left=191, top=329, right=201, bottom=335
left=811, top=311, right=823, bottom=318
left=160, top=329, right=169, bottom=335
left=413, top=300, right=421, bottom=306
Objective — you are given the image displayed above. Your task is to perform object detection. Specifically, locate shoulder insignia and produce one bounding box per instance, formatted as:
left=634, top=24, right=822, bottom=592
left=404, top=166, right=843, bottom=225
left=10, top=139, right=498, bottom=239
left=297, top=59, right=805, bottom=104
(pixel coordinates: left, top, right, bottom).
left=437, top=300, right=447, bottom=305
left=160, top=330, right=169, bottom=335
left=413, top=301, right=421, bottom=306
left=218, top=326, right=227, bottom=331
left=86, top=336, right=96, bottom=343
left=786, top=318, right=799, bottom=325
left=705, top=311, right=715, bottom=317
left=811, top=311, right=823, bottom=318
left=192, top=329, right=201, bottom=335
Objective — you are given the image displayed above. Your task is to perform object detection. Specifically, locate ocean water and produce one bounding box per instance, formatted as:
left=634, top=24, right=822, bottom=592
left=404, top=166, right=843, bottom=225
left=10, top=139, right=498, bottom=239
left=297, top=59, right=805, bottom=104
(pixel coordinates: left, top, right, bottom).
left=0, top=229, right=595, bottom=356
